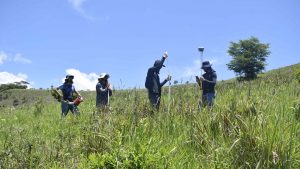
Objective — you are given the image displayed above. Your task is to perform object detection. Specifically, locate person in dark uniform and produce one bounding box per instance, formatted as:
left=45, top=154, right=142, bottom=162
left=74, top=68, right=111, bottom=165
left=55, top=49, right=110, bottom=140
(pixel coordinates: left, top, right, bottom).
left=145, top=52, right=171, bottom=110
left=196, top=61, right=217, bottom=107
left=96, top=73, right=112, bottom=110
left=57, top=75, right=82, bottom=117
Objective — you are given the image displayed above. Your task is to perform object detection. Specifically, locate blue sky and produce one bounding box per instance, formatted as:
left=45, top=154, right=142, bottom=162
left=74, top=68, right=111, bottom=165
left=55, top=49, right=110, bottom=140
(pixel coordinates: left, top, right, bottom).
left=0, top=0, right=299, bottom=90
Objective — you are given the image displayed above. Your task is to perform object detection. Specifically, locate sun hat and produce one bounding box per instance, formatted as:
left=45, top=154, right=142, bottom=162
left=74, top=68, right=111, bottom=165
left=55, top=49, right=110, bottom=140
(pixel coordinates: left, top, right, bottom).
left=99, top=73, right=110, bottom=79
left=201, top=61, right=212, bottom=68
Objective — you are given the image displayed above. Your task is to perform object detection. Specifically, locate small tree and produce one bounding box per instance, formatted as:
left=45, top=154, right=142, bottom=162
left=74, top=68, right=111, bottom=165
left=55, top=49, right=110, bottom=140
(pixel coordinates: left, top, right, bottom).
left=227, top=36, right=270, bottom=80
left=0, top=81, right=29, bottom=93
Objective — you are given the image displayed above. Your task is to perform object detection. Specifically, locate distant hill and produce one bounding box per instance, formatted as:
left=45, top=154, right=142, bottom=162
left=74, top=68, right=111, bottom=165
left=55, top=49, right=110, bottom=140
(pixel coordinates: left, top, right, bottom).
left=0, top=63, right=299, bottom=108
left=261, top=63, right=300, bottom=79
left=211, top=63, right=300, bottom=86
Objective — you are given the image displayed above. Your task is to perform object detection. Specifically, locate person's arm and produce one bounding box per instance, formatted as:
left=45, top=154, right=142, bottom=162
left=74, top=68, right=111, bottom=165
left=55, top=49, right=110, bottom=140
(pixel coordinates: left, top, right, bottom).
left=153, top=52, right=168, bottom=69
left=56, top=85, right=62, bottom=90
left=156, top=52, right=168, bottom=67
left=200, top=78, right=216, bottom=83
left=96, top=83, right=107, bottom=93
left=56, top=85, right=64, bottom=98
left=199, top=73, right=217, bottom=84
left=160, top=79, right=168, bottom=87
left=160, top=75, right=171, bottom=87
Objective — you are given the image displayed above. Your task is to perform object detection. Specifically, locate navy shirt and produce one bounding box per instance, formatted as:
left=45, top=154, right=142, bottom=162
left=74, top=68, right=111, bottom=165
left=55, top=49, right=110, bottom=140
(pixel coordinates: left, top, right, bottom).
left=96, top=81, right=112, bottom=106
left=202, top=69, right=217, bottom=94
left=58, top=83, right=76, bottom=101
left=145, top=57, right=168, bottom=95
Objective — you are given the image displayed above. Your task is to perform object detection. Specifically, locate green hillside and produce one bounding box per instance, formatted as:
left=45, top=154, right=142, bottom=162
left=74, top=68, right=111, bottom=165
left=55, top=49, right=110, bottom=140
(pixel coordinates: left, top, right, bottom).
left=0, top=63, right=300, bottom=168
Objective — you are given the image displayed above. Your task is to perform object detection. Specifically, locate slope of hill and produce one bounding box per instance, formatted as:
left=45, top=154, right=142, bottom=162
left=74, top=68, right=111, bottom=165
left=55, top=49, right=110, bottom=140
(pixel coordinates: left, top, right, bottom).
left=0, top=63, right=300, bottom=168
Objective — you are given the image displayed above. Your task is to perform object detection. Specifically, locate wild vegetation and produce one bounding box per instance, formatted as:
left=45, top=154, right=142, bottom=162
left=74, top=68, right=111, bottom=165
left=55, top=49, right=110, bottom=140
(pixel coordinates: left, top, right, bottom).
left=0, top=63, right=300, bottom=168
left=0, top=81, right=29, bottom=93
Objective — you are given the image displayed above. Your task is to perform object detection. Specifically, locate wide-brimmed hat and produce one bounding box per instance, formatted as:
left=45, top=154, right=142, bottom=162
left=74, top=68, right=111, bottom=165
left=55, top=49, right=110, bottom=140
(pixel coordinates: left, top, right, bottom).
left=201, top=61, right=212, bottom=68
left=154, top=60, right=165, bottom=68
left=99, top=73, right=110, bottom=79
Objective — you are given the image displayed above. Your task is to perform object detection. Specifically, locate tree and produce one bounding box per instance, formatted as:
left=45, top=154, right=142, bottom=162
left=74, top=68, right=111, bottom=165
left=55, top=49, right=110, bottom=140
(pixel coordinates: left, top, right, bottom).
left=227, top=36, right=270, bottom=80
left=0, top=81, right=29, bottom=93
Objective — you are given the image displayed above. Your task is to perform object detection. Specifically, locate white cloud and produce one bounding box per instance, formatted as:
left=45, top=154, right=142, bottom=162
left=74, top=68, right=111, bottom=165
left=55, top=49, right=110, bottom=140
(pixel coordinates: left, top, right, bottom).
left=0, top=51, right=8, bottom=64
left=68, top=0, right=95, bottom=21
left=13, top=53, right=32, bottom=64
left=68, top=0, right=85, bottom=9
left=0, top=51, right=32, bottom=64
left=183, top=59, right=201, bottom=78
left=209, top=59, right=218, bottom=65
left=63, top=68, right=99, bottom=91
left=183, top=59, right=218, bottom=78
left=0, top=72, right=32, bottom=88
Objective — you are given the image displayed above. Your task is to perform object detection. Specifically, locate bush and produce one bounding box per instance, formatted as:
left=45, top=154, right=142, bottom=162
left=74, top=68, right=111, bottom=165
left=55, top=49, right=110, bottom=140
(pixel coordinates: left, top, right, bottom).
left=0, top=83, right=28, bottom=93
left=296, top=68, right=300, bottom=83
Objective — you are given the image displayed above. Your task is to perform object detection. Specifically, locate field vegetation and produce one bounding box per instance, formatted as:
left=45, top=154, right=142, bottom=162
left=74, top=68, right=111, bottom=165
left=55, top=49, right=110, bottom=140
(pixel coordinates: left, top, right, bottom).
left=0, top=63, right=300, bottom=168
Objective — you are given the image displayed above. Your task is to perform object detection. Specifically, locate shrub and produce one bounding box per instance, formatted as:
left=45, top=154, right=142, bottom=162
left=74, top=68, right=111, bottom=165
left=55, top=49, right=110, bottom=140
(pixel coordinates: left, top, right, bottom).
left=296, top=68, right=300, bottom=83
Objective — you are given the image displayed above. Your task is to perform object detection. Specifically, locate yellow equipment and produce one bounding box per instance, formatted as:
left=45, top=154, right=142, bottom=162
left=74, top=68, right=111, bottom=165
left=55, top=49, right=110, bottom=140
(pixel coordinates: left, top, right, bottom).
left=51, top=88, right=63, bottom=102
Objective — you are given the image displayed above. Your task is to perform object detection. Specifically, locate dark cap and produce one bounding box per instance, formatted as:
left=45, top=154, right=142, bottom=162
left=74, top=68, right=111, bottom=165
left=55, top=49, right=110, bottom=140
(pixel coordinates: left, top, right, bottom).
left=154, top=60, right=165, bottom=68
left=65, top=75, right=74, bottom=79
left=201, top=61, right=212, bottom=69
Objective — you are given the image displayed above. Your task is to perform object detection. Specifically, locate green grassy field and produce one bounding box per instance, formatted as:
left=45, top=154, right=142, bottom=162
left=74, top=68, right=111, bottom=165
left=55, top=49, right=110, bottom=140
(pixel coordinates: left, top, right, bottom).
left=1, top=63, right=300, bottom=168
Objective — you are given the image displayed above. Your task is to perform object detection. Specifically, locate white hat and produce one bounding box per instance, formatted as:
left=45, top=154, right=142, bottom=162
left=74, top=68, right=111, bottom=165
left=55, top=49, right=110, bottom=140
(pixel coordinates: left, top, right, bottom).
left=99, top=73, right=110, bottom=79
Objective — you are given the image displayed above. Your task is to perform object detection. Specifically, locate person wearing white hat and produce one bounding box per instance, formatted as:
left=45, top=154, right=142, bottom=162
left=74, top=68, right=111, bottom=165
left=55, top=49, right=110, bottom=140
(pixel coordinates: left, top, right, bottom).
left=96, top=73, right=112, bottom=109
left=196, top=61, right=217, bottom=107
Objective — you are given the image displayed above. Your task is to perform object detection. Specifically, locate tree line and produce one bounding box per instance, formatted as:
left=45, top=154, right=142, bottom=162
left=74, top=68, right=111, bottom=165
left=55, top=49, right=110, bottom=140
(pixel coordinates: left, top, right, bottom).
left=0, top=81, right=29, bottom=93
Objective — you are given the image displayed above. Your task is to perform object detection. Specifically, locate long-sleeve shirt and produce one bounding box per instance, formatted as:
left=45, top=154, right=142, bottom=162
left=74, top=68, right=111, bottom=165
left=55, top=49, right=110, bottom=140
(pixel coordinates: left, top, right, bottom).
left=145, top=57, right=168, bottom=95
left=96, top=82, right=112, bottom=106
left=202, top=69, right=217, bottom=94
left=57, top=83, right=76, bottom=101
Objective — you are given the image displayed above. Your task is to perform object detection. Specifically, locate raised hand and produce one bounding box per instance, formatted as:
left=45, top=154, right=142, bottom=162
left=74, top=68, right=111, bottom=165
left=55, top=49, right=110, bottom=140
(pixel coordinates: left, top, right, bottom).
left=163, top=51, right=168, bottom=59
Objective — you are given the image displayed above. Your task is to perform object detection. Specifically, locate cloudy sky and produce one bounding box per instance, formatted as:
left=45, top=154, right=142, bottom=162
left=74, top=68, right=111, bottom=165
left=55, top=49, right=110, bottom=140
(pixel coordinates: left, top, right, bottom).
left=0, top=0, right=299, bottom=90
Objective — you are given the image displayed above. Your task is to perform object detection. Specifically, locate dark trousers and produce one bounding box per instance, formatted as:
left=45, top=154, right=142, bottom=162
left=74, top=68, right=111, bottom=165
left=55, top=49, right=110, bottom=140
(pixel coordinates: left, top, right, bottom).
left=61, top=101, right=79, bottom=117
left=148, top=92, right=161, bottom=110
left=202, top=93, right=215, bottom=107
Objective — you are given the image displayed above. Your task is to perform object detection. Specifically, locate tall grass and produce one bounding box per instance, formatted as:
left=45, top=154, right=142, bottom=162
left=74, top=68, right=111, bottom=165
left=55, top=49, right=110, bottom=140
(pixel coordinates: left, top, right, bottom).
left=1, top=64, right=300, bottom=168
